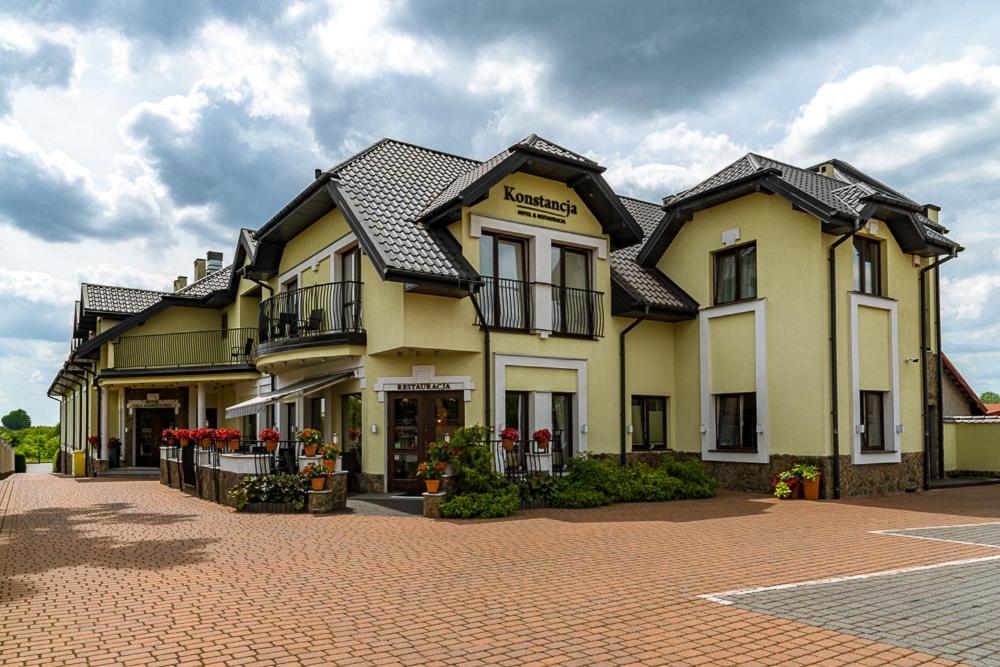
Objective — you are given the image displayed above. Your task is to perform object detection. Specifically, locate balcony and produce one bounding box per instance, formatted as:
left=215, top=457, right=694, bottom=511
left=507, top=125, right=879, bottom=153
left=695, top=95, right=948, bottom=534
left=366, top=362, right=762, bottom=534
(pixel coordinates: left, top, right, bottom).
left=257, top=281, right=365, bottom=355
left=478, top=278, right=604, bottom=338
left=112, top=328, right=258, bottom=371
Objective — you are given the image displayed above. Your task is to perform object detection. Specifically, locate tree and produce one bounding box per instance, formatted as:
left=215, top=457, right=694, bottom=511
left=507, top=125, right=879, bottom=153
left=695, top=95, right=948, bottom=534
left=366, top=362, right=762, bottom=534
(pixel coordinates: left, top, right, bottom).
left=981, top=391, right=1000, bottom=404
left=1, top=409, right=30, bottom=430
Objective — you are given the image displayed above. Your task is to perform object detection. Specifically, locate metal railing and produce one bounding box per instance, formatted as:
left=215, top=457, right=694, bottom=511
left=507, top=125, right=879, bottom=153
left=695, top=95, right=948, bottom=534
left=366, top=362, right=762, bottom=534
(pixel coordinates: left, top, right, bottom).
left=479, top=276, right=533, bottom=330
left=490, top=437, right=570, bottom=509
left=552, top=285, right=604, bottom=337
left=259, top=281, right=363, bottom=345
left=114, top=328, right=257, bottom=370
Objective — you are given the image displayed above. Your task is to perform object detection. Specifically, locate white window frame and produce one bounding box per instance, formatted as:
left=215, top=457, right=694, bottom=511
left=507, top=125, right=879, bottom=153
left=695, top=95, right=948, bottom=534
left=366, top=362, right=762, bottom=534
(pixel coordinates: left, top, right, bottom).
left=850, top=293, right=901, bottom=464
left=699, top=298, right=769, bottom=463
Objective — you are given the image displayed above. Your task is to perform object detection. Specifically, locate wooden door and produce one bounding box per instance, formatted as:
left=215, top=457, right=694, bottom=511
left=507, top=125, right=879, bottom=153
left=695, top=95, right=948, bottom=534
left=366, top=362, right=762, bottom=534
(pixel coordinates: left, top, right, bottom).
left=136, top=408, right=174, bottom=467
left=387, top=392, right=463, bottom=493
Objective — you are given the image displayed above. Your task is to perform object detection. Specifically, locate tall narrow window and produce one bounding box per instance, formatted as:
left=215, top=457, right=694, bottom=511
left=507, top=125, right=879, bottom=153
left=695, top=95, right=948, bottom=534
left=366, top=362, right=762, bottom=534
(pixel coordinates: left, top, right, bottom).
left=552, top=393, right=573, bottom=468
left=631, top=396, right=667, bottom=451
left=552, top=245, right=593, bottom=335
left=714, top=243, right=756, bottom=305
left=853, top=237, right=882, bottom=296
left=340, top=246, right=361, bottom=331
left=860, top=390, right=886, bottom=451
left=480, top=233, right=529, bottom=329
left=715, top=393, right=757, bottom=451
left=504, top=391, right=528, bottom=440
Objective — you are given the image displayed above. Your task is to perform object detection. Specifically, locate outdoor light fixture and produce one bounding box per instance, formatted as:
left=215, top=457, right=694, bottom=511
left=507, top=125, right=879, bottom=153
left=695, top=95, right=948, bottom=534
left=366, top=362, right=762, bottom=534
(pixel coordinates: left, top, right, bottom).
left=370, top=424, right=378, bottom=434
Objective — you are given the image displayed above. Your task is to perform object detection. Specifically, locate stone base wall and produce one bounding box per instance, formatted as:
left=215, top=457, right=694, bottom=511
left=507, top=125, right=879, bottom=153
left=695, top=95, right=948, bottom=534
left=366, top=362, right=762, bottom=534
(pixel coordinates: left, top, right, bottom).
left=92, top=458, right=109, bottom=474
left=358, top=472, right=384, bottom=494
left=196, top=466, right=219, bottom=503
left=217, top=469, right=245, bottom=509
left=165, top=460, right=183, bottom=489
left=672, top=451, right=923, bottom=498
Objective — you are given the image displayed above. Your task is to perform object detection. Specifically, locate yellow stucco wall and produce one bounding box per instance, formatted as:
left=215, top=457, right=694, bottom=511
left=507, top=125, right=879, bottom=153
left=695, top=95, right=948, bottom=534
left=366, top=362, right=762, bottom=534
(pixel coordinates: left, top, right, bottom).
left=124, top=306, right=222, bottom=337
left=507, top=366, right=577, bottom=393
left=944, top=422, right=1000, bottom=473
left=709, top=311, right=756, bottom=393
left=858, top=305, right=891, bottom=391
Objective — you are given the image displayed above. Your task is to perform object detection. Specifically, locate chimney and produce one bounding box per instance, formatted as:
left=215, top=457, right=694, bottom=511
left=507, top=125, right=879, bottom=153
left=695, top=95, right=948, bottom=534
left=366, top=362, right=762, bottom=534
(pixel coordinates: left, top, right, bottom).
left=194, top=258, right=206, bottom=282
left=207, top=251, right=223, bottom=274
left=173, top=276, right=188, bottom=292
left=315, top=168, right=323, bottom=179
left=924, top=204, right=941, bottom=224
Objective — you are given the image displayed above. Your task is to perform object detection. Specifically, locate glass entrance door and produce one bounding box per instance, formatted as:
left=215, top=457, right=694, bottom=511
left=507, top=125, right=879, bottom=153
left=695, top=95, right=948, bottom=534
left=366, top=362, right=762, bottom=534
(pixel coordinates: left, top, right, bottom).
left=136, top=408, right=174, bottom=467
left=388, top=391, right=464, bottom=493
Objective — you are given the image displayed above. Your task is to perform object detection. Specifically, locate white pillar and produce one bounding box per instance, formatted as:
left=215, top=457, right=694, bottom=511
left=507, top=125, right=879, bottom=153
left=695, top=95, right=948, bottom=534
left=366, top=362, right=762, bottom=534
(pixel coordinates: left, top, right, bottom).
left=197, top=383, right=206, bottom=428
left=99, top=386, right=109, bottom=458
left=323, top=387, right=335, bottom=443
left=118, top=391, right=125, bottom=442
left=294, top=395, right=305, bottom=434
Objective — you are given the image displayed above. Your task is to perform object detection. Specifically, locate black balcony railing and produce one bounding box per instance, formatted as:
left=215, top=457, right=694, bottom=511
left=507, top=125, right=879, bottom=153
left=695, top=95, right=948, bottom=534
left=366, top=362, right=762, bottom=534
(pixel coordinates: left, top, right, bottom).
left=259, top=281, right=363, bottom=348
left=479, top=276, right=533, bottom=330
left=552, top=285, right=604, bottom=337
left=114, top=328, right=257, bottom=370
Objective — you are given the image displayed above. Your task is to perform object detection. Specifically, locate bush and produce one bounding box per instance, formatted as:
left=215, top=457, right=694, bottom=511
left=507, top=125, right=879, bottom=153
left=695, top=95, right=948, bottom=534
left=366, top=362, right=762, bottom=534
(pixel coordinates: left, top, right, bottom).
left=440, top=485, right=521, bottom=519
left=548, top=479, right=611, bottom=508
left=229, top=474, right=308, bottom=511
left=51, top=450, right=59, bottom=473
left=14, top=453, right=26, bottom=473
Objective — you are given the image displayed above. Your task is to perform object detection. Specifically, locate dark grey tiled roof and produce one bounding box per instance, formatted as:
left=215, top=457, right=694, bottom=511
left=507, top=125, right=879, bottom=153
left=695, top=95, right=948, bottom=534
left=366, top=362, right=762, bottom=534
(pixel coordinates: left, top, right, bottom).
left=332, top=139, right=480, bottom=278
left=611, top=197, right=697, bottom=311
left=418, top=149, right=512, bottom=217
left=81, top=284, right=166, bottom=315
left=176, top=265, right=232, bottom=296
left=516, top=134, right=598, bottom=166
left=670, top=153, right=959, bottom=248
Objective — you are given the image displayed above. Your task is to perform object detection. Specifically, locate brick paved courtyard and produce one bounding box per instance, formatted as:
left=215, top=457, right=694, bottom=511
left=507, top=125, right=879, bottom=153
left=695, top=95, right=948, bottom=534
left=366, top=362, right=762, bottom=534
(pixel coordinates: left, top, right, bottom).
left=3, top=473, right=1000, bottom=666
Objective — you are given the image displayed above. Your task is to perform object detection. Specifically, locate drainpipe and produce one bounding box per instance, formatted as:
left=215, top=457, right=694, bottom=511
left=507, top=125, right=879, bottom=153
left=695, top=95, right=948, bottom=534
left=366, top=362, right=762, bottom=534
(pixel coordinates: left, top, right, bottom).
left=620, top=307, right=649, bottom=466
left=828, top=223, right=860, bottom=500
left=920, top=251, right=957, bottom=489
left=468, top=288, right=491, bottom=430
left=934, top=260, right=946, bottom=478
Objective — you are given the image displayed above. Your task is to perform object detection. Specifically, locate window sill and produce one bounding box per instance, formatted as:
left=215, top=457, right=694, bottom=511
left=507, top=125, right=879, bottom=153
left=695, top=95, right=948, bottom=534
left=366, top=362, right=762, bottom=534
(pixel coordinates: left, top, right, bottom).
left=860, top=449, right=898, bottom=454
left=850, top=291, right=896, bottom=302
left=709, top=448, right=759, bottom=454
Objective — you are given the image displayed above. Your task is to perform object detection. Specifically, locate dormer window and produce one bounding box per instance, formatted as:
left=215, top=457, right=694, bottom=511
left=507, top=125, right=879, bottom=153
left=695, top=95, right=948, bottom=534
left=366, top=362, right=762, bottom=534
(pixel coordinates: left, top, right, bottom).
left=853, top=237, right=882, bottom=296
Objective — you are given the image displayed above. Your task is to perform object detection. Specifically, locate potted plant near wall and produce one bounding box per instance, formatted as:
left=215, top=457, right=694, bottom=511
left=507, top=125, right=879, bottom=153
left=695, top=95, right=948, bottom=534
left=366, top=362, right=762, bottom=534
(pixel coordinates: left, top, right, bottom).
left=259, top=428, right=280, bottom=452
left=160, top=430, right=175, bottom=446
left=216, top=428, right=241, bottom=452
left=416, top=460, right=446, bottom=493
left=190, top=428, right=213, bottom=448
left=301, top=462, right=329, bottom=491
left=320, top=442, right=341, bottom=472
left=772, top=470, right=802, bottom=499
left=175, top=429, right=192, bottom=447
left=427, top=440, right=458, bottom=475
left=793, top=464, right=822, bottom=501
left=533, top=428, right=552, bottom=451
left=298, top=428, right=322, bottom=457
left=500, top=427, right=518, bottom=451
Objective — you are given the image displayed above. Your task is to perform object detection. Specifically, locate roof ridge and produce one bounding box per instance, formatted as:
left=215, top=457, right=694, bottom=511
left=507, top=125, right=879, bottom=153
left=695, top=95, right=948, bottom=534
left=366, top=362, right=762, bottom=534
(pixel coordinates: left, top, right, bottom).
left=176, top=264, right=232, bottom=293
left=82, top=282, right=168, bottom=294
left=669, top=154, right=758, bottom=203
left=514, top=134, right=598, bottom=165
left=366, top=137, right=480, bottom=167
left=750, top=152, right=848, bottom=187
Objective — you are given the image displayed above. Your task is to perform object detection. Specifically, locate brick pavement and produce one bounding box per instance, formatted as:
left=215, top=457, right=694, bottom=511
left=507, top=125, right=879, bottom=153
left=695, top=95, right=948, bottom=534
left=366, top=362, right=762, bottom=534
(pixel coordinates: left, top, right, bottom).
left=2, top=472, right=1000, bottom=666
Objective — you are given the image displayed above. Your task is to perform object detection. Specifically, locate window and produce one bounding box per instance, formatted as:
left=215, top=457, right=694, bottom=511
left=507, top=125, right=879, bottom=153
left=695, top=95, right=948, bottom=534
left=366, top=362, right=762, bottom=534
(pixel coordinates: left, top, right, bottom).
left=341, top=393, right=362, bottom=453
left=715, top=393, right=756, bottom=451
left=860, top=390, right=886, bottom=451
left=552, top=393, right=573, bottom=466
left=480, top=233, right=530, bottom=329
left=309, top=397, right=325, bottom=433
left=714, top=243, right=756, bottom=305
left=551, top=245, right=594, bottom=335
left=220, top=312, right=228, bottom=337
left=340, top=246, right=361, bottom=331
left=504, top=391, right=529, bottom=440
left=631, top=396, right=667, bottom=450
left=853, top=237, right=882, bottom=296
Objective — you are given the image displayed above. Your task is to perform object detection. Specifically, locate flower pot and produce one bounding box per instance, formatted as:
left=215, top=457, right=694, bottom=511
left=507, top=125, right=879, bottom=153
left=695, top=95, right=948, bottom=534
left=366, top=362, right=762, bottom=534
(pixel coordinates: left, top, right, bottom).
left=322, top=459, right=336, bottom=473
left=228, top=439, right=240, bottom=452
left=502, top=439, right=514, bottom=451
left=802, top=474, right=821, bottom=501
left=264, top=440, right=277, bottom=452
left=310, top=477, right=326, bottom=491
left=215, top=439, right=226, bottom=449
left=303, top=444, right=318, bottom=457
left=424, top=479, right=441, bottom=493
left=168, top=438, right=177, bottom=446
left=179, top=438, right=190, bottom=447
left=201, top=438, right=212, bottom=448
left=537, top=439, right=549, bottom=451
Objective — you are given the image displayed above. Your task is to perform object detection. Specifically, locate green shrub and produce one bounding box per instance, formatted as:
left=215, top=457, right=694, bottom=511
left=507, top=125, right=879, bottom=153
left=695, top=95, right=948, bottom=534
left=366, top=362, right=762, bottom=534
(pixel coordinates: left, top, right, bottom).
left=548, top=479, right=611, bottom=508
left=229, top=474, right=308, bottom=511
left=14, top=453, right=26, bottom=473
left=51, top=450, right=59, bottom=473
left=440, top=484, right=520, bottom=518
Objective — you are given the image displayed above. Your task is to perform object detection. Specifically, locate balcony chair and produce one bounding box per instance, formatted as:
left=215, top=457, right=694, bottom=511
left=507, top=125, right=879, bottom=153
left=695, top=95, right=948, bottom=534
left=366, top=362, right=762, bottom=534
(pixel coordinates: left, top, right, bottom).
left=299, top=308, right=324, bottom=333
left=231, top=337, right=253, bottom=363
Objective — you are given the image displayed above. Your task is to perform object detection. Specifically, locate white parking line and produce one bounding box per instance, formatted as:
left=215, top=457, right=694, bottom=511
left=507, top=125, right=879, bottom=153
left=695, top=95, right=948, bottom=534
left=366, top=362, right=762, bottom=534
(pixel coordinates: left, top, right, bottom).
left=699, top=555, right=1000, bottom=605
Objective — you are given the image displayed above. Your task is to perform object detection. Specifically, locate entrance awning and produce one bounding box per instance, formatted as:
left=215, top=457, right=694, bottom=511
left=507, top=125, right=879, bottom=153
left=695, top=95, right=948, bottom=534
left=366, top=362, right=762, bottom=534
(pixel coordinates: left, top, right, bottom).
left=225, top=370, right=357, bottom=419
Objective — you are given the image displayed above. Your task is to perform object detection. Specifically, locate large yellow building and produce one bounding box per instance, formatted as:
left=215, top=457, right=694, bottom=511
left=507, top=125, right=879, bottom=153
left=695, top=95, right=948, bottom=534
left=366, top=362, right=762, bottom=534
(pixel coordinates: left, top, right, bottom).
left=49, top=135, right=960, bottom=497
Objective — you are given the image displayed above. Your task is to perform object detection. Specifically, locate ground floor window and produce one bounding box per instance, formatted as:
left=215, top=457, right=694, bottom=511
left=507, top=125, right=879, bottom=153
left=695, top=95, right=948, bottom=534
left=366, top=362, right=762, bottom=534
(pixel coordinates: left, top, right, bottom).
left=240, top=414, right=257, bottom=440
left=860, top=390, right=886, bottom=451
left=715, top=393, right=756, bottom=451
left=505, top=391, right=529, bottom=439
left=631, top=395, right=667, bottom=450
left=309, top=397, right=325, bottom=433
left=341, top=393, right=362, bottom=452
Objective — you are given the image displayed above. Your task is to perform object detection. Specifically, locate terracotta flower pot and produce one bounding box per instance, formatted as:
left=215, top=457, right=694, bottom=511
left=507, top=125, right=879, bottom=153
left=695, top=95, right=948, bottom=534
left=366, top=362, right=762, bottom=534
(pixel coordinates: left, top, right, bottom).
left=179, top=438, right=190, bottom=447
left=537, top=439, right=549, bottom=451
left=303, top=444, right=318, bottom=457
left=310, top=477, right=326, bottom=491
left=424, top=479, right=441, bottom=493
left=502, top=439, right=514, bottom=451
left=264, top=440, right=277, bottom=452
left=802, top=475, right=822, bottom=501
left=322, top=459, right=336, bottom=473
left=201, top=438, right=213, bottom=448
left=214, top=439, right=225, bottom=449
left=228, top=439, right=240, bottom=452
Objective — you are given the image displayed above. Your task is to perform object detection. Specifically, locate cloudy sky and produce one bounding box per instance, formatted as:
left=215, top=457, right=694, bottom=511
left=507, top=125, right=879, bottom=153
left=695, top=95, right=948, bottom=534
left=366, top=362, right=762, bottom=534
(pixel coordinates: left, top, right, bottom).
left=2, top=0, right=1000, bottom=424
